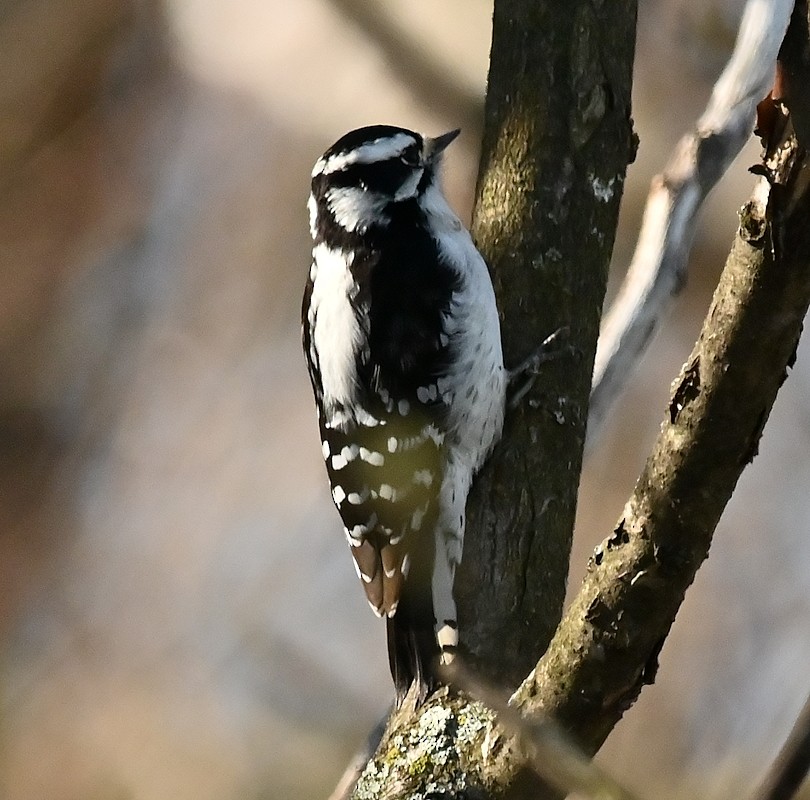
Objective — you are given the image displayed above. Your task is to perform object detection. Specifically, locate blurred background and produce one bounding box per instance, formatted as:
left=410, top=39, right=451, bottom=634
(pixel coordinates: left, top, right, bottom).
left=1, top=1, right=809, bottom=798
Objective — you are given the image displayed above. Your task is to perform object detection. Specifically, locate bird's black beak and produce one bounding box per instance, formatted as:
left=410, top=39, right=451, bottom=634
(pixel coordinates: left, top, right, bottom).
left=423, top=129, right=461, bottom=162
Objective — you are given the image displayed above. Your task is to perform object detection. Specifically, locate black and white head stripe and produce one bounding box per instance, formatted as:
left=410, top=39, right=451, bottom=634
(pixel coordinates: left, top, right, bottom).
left=308, top=126, right=460, bottom=243
left=312, top=128, right=422, bottom=177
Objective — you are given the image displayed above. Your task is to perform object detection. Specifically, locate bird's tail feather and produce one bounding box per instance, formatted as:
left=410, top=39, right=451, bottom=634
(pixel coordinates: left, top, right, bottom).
left=386, top=530, right=462, bottom=707
left=386, top=583, right=439, bottom=707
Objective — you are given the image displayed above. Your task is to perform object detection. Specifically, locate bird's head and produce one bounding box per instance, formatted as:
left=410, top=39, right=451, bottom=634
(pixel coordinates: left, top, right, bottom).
left=309, top=125, right=460, bottom=241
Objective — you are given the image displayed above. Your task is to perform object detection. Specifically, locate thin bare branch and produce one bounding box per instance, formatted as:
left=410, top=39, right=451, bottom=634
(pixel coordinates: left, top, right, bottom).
left=327, top=712, right=389, bottom=800
left=587, top=0, right=794, bottom=446
left=751, top=693, right=810, bottom=800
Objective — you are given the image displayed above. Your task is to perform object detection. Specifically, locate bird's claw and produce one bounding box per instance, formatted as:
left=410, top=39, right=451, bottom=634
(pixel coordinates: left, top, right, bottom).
left=507, top=326, right=572, bottom=409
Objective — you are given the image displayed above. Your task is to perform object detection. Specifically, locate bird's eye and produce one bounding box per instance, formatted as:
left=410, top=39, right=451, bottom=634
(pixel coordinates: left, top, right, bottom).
left=400, top=147, right=420, bottom=167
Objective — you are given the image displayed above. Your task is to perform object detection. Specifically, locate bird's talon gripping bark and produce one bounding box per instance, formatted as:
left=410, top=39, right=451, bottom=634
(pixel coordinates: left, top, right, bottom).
left=507, top=326, right=571, bottom=409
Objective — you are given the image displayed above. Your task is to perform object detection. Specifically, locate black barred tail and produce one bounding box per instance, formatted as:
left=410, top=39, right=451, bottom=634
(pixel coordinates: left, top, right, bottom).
left=386, top=583, right=440, bottom=706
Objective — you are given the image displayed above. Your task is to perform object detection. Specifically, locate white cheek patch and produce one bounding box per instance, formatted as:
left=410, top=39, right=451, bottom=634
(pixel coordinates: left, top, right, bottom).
left=327, top=187, right=389, bottom=233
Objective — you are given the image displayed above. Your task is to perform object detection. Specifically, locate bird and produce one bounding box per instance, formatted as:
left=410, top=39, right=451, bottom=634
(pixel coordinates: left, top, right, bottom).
left=302, top=124, right=506, bottom=705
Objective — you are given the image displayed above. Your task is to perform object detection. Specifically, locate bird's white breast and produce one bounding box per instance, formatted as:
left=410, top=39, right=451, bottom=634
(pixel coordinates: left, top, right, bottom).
left=308, top=242, right=361, bottom=414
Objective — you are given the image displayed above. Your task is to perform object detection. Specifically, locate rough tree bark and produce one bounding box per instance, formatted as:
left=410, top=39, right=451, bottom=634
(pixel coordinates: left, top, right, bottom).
left=348, top=2, right=810, bottom=799
left=457, top=0, right=638, bottom=690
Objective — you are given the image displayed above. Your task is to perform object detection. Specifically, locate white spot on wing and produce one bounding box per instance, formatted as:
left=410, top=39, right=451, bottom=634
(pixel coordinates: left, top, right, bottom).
left=359, top=447, right=384, bottom=466
left=356, top=409, right=385, bottom=427
left=378, top=484, right=397, bottom=501
left=411, top=506, right=426, bottom=530
left=398, top=399, right=410, bottom=416
left=345, top=527, right=364, bottom=546
left=342, top=444, right=360, bottom=461
left=332, top=485, right=346, bottom=505
left=321, top=440, right=330, bottom=459
left=332, top=444, right=360, bottom=469
left=387, top=437, right=399, bottom=453
left=413, top=469, right=434, bottom=487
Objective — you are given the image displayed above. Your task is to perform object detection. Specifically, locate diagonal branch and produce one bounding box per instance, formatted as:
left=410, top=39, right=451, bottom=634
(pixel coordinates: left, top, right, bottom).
left=513, top=0, right=810, bottom=752
left=587, top=0, right=794, bottom=445
left=327, top=712, right=389, bottom=800
left=450, top=664, right=642, bottom=800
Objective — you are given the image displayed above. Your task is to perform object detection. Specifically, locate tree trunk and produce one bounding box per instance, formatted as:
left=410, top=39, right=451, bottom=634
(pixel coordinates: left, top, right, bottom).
left=458, top=0, right=638, bottom=689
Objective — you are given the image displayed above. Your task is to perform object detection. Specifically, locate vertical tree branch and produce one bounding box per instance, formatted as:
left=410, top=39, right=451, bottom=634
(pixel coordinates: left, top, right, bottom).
left=458, top=0, right=638, bottom=688
left=349, top=1, right=638, bottom=796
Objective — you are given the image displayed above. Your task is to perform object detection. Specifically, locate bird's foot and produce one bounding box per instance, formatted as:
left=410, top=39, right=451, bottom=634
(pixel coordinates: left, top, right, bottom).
left=507, top=327, right=572, bottom=409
